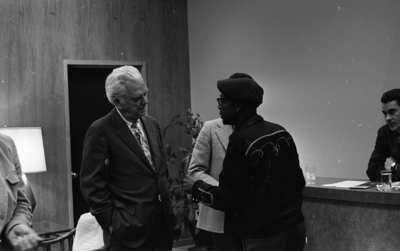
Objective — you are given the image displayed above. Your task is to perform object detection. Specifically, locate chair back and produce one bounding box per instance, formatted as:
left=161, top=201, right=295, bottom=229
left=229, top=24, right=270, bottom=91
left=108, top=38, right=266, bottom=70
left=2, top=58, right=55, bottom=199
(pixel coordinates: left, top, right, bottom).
left=35, top=228, right=75, bottom=251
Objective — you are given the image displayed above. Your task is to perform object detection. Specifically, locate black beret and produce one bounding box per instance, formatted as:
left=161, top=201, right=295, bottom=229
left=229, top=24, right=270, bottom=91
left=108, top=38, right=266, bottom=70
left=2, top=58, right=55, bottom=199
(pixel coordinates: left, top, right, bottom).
left=217, top=78, right=264, bottom=107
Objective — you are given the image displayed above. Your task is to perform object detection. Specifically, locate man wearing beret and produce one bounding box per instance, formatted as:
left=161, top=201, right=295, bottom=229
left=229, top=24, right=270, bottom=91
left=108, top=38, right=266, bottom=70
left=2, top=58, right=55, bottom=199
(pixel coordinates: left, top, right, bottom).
left=187, top=73, right=253, bottom=251
left=183, top=74, right=306, bottom=250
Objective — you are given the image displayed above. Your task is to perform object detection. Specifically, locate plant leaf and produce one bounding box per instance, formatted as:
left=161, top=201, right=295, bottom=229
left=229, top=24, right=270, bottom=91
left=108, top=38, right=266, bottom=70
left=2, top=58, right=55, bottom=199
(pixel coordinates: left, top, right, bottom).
left=179, top=147, right=189, bottom=154
left=162, top=114, right=182, bottom=138
left=165, top=144, right=172, bottom=155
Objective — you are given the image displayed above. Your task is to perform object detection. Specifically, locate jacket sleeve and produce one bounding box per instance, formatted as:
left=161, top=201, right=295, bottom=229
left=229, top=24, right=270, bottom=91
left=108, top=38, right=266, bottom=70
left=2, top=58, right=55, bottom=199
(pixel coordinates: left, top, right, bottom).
left=188, top=122, right=219, bottom=186
left=80, top=124, right=113, bottom=229
left=191, top=141, right=248, bottom=213
left=4, top=138, right=32, bottom=236
left=191, top=174, right=244, bottom=213
left=367, top=129, right=391, bottom=181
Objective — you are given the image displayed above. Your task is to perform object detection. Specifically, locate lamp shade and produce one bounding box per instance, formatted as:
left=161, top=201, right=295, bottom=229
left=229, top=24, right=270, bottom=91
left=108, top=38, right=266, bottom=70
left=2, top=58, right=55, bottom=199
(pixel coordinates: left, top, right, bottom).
left=0, top=127, right=47, bottom=173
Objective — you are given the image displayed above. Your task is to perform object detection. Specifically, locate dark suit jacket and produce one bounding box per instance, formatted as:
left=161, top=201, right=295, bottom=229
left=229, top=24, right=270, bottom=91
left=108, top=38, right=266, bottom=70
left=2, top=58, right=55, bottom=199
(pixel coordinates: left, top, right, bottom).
left=80, top=108, right=181, bottom=248
left=367, top=124, right=400, bottom=182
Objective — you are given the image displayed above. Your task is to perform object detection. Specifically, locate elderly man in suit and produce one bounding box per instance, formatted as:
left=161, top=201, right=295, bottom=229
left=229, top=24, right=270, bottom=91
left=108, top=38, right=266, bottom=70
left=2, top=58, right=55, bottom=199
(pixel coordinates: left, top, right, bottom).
left=187, top=73, right=253, bottom=251
left=0, top=133, right=41, bottom=251
left=80, top=66, right=181, bottom=251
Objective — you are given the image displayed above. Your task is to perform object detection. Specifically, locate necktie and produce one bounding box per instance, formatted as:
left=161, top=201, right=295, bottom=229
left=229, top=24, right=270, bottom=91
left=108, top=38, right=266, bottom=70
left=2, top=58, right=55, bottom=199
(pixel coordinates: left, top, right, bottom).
left=131, top=123, right=155, bottom=170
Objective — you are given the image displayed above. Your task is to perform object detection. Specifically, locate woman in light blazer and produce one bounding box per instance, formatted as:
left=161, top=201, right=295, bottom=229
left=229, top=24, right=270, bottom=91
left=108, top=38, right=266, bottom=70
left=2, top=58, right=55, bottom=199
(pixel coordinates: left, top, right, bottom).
left=188, top=118, right=242, bottom=251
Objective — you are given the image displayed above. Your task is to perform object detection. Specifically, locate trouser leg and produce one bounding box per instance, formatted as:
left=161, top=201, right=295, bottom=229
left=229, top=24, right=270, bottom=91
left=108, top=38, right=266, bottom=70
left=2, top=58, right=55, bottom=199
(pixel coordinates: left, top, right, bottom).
left=211, top=232, right=243, bottom=251
left=243, top=222, right=306, bottom=251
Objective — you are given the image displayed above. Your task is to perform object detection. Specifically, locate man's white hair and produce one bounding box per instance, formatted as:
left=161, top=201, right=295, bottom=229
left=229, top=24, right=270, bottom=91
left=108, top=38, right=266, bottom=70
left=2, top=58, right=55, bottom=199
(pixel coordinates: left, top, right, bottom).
left=105, top=66, right=144, bottom=105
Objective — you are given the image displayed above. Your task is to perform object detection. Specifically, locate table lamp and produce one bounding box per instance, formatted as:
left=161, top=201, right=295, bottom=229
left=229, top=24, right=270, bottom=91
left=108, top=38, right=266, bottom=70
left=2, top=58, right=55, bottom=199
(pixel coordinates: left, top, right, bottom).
left=0, top=127, right=47, bottom=173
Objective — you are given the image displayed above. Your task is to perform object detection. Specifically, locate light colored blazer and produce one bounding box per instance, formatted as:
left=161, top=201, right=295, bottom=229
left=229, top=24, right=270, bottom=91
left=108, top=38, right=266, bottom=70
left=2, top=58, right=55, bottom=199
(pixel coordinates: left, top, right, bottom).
left=188, top=118, right=233, bottom=233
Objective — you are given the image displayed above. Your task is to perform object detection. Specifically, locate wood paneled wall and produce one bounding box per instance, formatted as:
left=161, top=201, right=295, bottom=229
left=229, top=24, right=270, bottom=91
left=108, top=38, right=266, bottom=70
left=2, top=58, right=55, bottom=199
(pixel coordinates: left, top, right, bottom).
left=0, top=0, right=191, bottom=228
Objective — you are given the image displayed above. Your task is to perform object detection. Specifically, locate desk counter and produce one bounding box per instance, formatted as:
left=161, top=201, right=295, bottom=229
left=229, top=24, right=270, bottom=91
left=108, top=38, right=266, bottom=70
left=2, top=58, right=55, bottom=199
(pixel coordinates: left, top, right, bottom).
left=303, top=177, right=400, bottom=251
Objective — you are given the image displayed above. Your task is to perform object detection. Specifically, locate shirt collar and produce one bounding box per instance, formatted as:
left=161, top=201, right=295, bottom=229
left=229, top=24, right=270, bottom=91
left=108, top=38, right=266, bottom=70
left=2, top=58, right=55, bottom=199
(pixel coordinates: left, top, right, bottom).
left=116, top=108, right=142, bottom=129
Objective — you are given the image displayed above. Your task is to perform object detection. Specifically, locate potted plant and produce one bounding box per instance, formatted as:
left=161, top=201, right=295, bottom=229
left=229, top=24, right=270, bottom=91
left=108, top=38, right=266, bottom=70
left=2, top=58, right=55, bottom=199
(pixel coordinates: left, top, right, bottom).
left=163, top=109, right=203, bottom=225
left=163, top=109, right=214, bottom=250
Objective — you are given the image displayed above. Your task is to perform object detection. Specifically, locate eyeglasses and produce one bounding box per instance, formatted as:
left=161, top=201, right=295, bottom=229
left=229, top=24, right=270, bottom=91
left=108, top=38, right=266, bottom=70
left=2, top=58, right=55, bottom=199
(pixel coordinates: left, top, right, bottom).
left=217, top=97, right=229, bottom=106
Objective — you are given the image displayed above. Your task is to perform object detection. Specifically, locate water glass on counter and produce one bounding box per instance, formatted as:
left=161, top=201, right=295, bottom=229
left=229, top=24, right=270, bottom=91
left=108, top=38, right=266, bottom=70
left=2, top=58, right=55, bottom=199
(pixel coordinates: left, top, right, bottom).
left=305, top=166, right=316, bottom=185
left=381, top=170, right=392, bottom=191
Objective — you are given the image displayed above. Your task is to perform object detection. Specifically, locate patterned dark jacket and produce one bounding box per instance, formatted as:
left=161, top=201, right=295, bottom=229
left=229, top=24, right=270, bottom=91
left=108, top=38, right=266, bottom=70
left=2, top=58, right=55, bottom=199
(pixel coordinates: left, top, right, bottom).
left=192, top=113, right=305, bottom=238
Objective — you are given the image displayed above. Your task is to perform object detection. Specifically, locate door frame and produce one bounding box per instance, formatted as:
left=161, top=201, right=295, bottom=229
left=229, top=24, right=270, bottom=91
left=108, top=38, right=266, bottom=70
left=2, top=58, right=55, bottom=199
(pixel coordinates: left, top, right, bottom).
left=63, top=60, right=146, bottom=227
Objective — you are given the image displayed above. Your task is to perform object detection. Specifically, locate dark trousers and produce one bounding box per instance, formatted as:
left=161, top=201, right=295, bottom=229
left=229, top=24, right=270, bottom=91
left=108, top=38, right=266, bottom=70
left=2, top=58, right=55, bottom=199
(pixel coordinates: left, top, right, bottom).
left=243, top=222, right=306, bottom=251
left=103, top=203, right=174, bottom=251
left=211, top=232, right=243, bottom=251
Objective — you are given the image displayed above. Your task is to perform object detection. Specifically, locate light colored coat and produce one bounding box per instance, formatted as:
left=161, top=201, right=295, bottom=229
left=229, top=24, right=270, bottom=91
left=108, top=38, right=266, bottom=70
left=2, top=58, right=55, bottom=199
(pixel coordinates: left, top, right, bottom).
left=188, top=118, right=233, bottom=233
left=0, top=134, right=32, bottom=250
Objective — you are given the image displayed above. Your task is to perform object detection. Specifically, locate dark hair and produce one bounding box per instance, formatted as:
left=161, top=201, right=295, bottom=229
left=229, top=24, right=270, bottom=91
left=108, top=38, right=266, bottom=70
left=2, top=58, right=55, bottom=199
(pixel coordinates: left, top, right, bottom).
left=229, top=72, right=254, bottom=80
left=381, top=89, right=400, bottom=105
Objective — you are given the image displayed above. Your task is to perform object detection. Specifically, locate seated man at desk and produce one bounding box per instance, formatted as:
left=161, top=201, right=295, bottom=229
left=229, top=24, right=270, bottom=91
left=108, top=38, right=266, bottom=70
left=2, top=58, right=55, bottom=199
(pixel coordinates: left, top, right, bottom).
left=367, top=88, right=400, bottom=181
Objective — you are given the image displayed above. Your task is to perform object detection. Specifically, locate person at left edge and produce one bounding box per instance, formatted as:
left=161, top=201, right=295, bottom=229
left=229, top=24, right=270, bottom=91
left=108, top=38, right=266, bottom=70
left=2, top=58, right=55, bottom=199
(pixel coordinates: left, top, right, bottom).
left=80, top=66, right=181, bottom=251
left=0, top=133, right=42, bottom=251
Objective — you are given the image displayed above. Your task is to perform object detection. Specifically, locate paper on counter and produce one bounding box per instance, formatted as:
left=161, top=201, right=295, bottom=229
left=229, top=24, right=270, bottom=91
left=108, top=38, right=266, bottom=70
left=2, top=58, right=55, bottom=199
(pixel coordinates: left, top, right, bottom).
left=322, top=180, right=368, bottom=188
